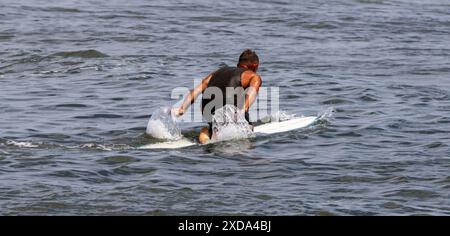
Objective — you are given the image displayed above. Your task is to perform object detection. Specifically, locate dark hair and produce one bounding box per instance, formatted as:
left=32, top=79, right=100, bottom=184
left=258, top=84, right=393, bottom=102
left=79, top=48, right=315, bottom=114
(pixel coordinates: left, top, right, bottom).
left=238, top=49, right=259, bottom=65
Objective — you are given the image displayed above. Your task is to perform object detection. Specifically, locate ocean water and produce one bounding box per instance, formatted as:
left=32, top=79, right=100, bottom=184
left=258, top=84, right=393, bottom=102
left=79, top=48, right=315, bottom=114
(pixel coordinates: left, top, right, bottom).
left=0, top=0, right=449, bottom=215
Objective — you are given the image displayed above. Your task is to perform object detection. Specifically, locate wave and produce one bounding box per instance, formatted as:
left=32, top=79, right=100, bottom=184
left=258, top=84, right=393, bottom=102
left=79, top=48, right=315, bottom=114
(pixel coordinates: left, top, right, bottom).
left=55, top=103, right=88, bottom=108
left=51, top=50, right=109, bottom=58
left=46, top=7, right=82, bottom=13
left=74, top=114, right=123, bottom=119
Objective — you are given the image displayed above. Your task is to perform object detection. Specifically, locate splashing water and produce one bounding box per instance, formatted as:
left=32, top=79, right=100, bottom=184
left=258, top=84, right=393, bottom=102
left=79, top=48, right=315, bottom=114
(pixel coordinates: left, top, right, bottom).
left=211, top=105, right=254, bottom=142
left=256, top=110, right=298, bottom=124
left=318, top=107, right=335, bottom=122
left=272, top=110, right=297, bottom=122
left=146, top=107, right=182, bottom=140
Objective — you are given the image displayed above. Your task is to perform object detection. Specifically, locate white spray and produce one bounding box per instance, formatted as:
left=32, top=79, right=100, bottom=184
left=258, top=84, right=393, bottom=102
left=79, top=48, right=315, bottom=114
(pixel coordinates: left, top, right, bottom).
left=146, top=107, right=182, bottom=140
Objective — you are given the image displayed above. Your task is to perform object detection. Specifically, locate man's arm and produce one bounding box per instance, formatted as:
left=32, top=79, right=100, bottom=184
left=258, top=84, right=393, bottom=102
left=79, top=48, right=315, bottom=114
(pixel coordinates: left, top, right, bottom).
left=173, top=73, right=212, bottom=116
left=244, top=74, right=262, bottom=113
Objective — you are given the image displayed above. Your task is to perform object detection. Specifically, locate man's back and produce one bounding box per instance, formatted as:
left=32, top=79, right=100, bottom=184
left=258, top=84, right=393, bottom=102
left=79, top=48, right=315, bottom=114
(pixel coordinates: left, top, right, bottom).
left=201, top=66, right=247, bottom=119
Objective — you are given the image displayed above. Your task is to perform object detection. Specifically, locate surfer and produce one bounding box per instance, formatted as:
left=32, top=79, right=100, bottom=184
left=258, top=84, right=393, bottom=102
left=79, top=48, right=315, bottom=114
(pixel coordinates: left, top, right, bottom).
left=172, top=49, right=262, bottom=144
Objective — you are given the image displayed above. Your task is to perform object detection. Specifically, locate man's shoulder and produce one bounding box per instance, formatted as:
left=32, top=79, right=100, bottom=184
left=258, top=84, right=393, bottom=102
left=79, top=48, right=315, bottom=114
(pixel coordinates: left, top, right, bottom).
left=240, top=70, right=261, bottom=87
left=241, top=70, right=260, bottom=79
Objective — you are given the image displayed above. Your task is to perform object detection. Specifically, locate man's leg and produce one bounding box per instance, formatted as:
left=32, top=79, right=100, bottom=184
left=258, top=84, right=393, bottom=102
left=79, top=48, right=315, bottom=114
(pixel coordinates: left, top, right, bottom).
left=199, top=127, right=211, bottom=144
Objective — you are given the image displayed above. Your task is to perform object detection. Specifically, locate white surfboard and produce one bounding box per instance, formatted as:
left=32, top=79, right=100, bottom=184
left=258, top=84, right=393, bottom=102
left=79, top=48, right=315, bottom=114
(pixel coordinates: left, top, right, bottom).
left=139, top=116, right=317, bottom=150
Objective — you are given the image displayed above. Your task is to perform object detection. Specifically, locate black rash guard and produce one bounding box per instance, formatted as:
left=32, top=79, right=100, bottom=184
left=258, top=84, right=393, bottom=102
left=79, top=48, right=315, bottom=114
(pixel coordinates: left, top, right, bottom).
left=201, top=66, right=251, bottom=130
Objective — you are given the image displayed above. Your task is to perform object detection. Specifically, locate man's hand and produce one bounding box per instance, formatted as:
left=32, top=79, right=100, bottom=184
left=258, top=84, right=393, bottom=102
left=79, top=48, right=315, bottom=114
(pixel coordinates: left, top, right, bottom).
left=172, top=107, right=184, bottom=117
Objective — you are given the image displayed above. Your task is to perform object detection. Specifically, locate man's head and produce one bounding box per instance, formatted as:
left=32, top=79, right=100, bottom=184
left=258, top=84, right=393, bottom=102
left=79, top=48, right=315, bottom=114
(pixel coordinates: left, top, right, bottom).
left=237, top=49, right=259, bottom=72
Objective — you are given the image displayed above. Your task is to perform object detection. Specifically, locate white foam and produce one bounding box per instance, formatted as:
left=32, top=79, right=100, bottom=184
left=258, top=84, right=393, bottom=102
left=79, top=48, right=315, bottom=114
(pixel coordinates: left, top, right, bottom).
left=6, top=140, right=39, bottom=148
left=79, top=143, right=113, bottom=151
left=77, top=143, right=132, bottom=151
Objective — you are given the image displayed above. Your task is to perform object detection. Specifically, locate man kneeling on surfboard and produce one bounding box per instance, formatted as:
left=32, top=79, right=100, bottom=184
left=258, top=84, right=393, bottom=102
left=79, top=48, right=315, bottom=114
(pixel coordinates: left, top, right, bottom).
left=172, top=49, right=262, bottom=144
